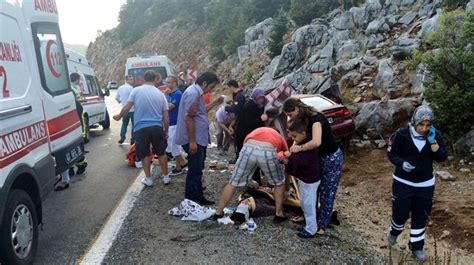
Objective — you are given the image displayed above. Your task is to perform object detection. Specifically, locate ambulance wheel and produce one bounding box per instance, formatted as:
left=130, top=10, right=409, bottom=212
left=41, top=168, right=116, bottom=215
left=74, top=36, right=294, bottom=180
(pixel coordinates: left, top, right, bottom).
left=83, top=116, right=90, bottom=143
left=101, top=111, right=110, bottom=130
left=0, top=189, right=39, bottom=265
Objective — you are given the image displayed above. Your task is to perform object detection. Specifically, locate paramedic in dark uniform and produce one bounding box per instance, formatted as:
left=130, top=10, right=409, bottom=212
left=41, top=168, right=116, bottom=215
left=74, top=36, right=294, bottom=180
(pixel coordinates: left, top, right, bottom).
left=386, top=105, right=447, bottom=262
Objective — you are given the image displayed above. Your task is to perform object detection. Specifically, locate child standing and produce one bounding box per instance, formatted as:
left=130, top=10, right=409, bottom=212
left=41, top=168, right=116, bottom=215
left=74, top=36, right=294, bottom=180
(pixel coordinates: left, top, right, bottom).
left=284, top=120, right=321, bottom=238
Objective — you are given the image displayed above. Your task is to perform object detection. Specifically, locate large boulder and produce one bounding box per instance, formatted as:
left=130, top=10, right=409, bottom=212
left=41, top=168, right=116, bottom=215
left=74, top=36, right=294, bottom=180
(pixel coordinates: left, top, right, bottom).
left=237, top=45, right=250, bottom=62
left=366, top=18, right=390, bottom=35
left=285, top=69, right=333, bottom=94
left=331, top=11, right=355, bottom=30
left=305, top=41, right=335, bottom=73
left=244, top=17, right=273, bottom=45
left=273, top=42, right=300, bottom=78
left=337, top=40, right=360, bottom=62
left=366, top=34, right=386, bottom=49
left=354, top=98, right=418, bottom=133
left=350, top=6, right=367, bottom=28
left=418, top=11, right=441, bottom=39
left=292, top=24, right=327, bottom=49
left=373, top=58, right=410, bottom=98
left=454, top=128, right=474, bottom=156
left=258, top=56, right=282, bottom=92
left=366, top=0, right=383, bottom=21
left=410, top=63, right=428, bottom=94
left=249, top=39, right=267, bottom=55
left=467, top=0, right=474, bottom=12
left=398, top=11, right=418, bottom=26
left=389, top=35, right=420, bottom=60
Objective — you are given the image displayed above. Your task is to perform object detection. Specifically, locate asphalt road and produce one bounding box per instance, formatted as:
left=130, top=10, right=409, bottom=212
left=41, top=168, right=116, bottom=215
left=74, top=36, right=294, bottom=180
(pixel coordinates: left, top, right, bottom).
left=34, top=90, right=140, bottom=264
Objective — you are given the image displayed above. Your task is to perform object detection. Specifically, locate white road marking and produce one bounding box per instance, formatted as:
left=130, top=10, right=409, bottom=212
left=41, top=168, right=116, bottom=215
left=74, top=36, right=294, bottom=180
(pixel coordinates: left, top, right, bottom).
left=79, top=171, right=145, bottom=264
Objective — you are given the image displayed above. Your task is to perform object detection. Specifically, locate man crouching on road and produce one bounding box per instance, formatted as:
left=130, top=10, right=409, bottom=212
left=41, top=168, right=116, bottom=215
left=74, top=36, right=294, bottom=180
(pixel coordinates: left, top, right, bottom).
left=213, top=127, right=289, bottom=224
left=113, top=70, right=170, bottom=186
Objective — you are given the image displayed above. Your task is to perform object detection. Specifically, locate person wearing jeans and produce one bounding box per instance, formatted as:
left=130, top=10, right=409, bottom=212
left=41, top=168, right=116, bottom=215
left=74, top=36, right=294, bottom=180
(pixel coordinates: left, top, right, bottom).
left=175, top=72, right=222, bottom=205
left=116, top=75, right=135, bottom=144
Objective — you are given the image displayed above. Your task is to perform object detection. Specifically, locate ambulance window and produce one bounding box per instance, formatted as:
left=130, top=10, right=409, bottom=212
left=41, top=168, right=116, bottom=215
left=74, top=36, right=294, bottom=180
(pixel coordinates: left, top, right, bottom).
left=0, top=14, right=30, bottom=99
left=84, top=75, right=97, bottom=95
left=32, top=23, right=69, bottom=96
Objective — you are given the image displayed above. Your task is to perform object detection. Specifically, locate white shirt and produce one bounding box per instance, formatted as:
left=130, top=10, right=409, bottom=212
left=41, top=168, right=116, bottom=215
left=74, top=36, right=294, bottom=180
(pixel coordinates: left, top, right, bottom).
left=116, top=83, right=134, bottom=112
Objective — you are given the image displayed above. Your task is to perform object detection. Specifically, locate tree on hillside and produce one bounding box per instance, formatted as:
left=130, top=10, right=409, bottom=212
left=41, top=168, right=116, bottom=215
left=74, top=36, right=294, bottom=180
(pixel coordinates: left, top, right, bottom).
left=422, top=11, right=474, bottom=141
left=289, top=0, right=338, bottom=26
left=268, top=9, right=288, bottom=58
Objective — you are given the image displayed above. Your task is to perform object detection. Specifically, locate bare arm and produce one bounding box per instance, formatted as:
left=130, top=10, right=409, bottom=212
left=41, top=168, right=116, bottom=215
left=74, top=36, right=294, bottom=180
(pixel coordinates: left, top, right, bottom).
left=162, top=109, right=169, bottom=136
left=290, top=122, right=322, bottom=153
left=113, top=101, right=133, bottom=121
left=206, top=96, right=223, bottom=113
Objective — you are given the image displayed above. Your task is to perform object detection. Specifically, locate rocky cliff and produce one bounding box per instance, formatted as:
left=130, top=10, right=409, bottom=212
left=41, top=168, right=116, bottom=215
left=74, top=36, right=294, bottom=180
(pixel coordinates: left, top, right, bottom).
left=87, top=0, right=474, bottom=144
left=86, top=21, right=211, bottom=86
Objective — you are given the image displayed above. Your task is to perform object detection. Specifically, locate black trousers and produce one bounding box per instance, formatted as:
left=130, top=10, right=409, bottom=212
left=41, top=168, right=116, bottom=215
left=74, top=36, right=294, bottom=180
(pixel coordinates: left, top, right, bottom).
left=389, top=180, right=434, bottom=251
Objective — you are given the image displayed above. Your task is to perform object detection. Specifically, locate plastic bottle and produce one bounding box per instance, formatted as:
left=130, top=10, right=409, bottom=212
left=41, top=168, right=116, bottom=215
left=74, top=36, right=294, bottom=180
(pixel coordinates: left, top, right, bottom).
left=247, top=218, right=256, bottom=233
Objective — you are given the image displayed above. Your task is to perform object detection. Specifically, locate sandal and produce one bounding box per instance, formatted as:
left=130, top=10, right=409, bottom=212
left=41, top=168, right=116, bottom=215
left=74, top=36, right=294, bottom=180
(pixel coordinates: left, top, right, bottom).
left=54, top=182, right=69, bottom=191
left=291, top=215, right=305, bottom=223
left=273, top=215, right=288, bottom=224
left=53, top=176, right=61, bottom=187
left=316, top=228, right=326, bottom=236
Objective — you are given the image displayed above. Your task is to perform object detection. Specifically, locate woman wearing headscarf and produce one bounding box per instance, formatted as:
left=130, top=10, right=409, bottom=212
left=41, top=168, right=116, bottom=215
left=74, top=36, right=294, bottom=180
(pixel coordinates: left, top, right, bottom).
left=234, top=87, right=266, bottom=184
left=234, top=87, right=266, bottom=157
left=283, top=97, right=343, bottom=235
left=386, top=105, right=447, bottom=262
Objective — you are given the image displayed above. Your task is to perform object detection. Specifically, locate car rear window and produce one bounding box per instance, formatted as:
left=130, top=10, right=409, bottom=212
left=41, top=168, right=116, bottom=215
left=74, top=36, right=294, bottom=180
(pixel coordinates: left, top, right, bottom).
left=300, top=96, right=333, bottom=109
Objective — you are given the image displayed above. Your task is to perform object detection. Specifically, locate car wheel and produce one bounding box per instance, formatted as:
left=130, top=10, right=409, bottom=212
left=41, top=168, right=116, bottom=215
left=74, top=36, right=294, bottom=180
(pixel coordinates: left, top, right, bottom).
left=101, top=110, right=110, bottom=130
left=83, top=115, right=90, bottom=143
left=0, top=189, right=39, bottom=265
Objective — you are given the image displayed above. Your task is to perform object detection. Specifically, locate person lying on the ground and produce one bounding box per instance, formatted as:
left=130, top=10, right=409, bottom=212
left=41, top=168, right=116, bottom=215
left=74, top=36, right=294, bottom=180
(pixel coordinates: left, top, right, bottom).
left=213, top=127, right=289, bottom=224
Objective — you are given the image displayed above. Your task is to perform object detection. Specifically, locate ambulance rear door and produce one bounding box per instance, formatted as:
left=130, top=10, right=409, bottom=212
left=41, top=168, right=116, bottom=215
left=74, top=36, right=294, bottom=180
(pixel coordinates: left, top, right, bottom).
left=30, top=21, right=84, bottom=174
left=0, top=2, right=51, bottom=189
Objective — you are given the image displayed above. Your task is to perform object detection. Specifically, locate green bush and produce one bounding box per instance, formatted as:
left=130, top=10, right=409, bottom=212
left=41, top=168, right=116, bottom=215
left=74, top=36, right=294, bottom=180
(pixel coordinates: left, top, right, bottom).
left=422, top=11, right=474, bottom=142
left=289, top=0, right=338, bottom=26
left=268, top=9, right=288, bottom=58
left=240, top=66, right=257, bottom=88
left=406, top=49, right=425, bottom=71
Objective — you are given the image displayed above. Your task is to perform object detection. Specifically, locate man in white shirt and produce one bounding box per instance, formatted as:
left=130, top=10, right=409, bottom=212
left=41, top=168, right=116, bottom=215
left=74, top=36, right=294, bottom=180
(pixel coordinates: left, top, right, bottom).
left=115, top=75, right=135, bottom=144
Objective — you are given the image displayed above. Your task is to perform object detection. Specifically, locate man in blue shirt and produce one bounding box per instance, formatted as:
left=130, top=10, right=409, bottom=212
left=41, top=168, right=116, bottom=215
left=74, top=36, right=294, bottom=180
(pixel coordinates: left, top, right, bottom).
left=113, top=70, right=170, bottom=187
left=175, top=72, right=221, bottom=205
left=164, top=75, right=187, bottom=177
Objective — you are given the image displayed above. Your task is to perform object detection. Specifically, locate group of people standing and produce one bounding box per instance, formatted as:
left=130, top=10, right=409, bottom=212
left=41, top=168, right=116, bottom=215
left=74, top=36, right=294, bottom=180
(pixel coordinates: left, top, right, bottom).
left=113, top=70, right=447, bottom=261
left=213, top=87, right=344, bottom=239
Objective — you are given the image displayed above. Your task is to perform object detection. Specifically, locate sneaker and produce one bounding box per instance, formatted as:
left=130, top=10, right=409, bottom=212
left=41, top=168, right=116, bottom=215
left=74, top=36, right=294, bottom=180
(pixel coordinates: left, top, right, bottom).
left=297, top=229, right=315, bottom=238
left=76, top=166, right=86, bottom=176
left=163, top=175, right=171, bottom=185
left=141, top=177, right=153, bottom=187
left=118, top=138, right=125, bottom=144
left=387, top=232, right=397, bottom=246
left=412, top=250, right=427, bottom=262
left=135, top=161, right=142, bottom=168
left=170, top=168, right=183, bottom=176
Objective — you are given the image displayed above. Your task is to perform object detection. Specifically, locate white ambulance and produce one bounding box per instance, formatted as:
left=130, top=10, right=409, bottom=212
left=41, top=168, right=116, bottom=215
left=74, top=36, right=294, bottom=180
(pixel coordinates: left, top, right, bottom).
left=65, top=48, right=110, bottom=143
left=0, top=0, right=84, bottom=263
left=125, top=54, right=176, bottom=87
